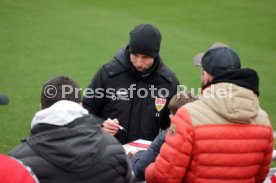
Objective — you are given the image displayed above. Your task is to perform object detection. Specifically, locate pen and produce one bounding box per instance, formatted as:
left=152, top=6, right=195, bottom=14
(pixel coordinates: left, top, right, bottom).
left=118, top=125, right=127, bottom=133
left=108, top=118, right=127, bottom=133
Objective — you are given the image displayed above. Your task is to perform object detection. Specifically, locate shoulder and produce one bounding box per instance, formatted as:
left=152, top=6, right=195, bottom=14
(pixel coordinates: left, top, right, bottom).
left=183, top=100, right=213, bottom=126
left=252, top=108, right=271, bottom=127
left=9, top=142, right=35, bottom=159
left=9, top=141, right=45, bottom=171
left=102, top=132, right=126, bottom=155
left=101, top=46, right=130, bottom=78
left=157, top=59, right=179, bottom=85
left=102, top=59, right=128, bottom=77
left=171, top=107, right=193, bottom=132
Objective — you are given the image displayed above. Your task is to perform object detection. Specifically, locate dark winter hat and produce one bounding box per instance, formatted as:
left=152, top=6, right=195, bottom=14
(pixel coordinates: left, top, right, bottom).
left=129, top=24, right=161, bottom=58
left=201, top=47, right=241, bottom=77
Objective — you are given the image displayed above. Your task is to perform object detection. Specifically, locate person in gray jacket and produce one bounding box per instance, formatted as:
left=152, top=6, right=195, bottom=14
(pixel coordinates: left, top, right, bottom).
left=10, top=75, right=132, bottom=183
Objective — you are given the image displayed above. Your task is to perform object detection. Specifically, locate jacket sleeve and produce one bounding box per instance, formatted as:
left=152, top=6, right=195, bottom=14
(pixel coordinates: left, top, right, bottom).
left=145, top=107, right=194, bottom=183
left=255, top=125, right=274, bottom=183
left=82, top=67, right=106, bottom=122
left=132, top=130, right=166, bottom=180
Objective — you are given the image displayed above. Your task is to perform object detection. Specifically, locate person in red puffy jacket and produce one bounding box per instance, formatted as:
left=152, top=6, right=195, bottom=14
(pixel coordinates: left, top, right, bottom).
left=145, top=43, right=274, bottom=183
left=0, top=154, right=38, bottom=183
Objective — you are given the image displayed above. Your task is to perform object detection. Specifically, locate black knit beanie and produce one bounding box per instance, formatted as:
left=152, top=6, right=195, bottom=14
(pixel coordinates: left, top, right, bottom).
left=129, top=24, right=161, bottom=58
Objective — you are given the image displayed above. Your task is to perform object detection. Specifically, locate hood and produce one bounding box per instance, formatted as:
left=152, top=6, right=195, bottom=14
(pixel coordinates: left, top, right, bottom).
left=201, top=69, right=260, bottom=123
left=204, top=68, right=259, bottom=96
left=114, top=45, right=129, bottom=66
left=28, top=101, right=105, bottom=173
left=114, top=45, right=161, bottom=79
left=31, top=100, right=88, bottom=128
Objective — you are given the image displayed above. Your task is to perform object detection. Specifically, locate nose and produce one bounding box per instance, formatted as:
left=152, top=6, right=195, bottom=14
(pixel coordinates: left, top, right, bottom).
left=136, top=59, right=143, bottom=67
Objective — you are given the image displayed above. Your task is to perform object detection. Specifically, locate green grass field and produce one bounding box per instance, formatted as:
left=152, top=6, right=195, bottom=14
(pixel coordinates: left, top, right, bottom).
left=0, top=0, right=276, bottom=161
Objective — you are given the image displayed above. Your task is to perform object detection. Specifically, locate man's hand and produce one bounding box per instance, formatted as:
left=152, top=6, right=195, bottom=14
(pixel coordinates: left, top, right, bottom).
left=102, top=118, right=120, bottom=135
left=127, top=149, right=143, bottom=158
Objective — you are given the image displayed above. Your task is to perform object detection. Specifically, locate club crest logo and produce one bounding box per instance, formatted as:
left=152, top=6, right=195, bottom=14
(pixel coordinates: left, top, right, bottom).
left=155, top=98, right=166, bottom=112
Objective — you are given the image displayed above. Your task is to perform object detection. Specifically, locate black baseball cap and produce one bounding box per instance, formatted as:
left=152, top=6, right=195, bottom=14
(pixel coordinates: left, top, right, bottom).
left=201, top=47, right=241, bottom=77
left=193, top=42, right=241, bottom=77
left=193, top=42, right=230, bottom=67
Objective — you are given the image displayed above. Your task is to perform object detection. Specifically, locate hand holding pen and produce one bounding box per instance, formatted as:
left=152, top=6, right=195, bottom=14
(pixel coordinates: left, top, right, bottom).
left=101, top=118, right=127, bottom=136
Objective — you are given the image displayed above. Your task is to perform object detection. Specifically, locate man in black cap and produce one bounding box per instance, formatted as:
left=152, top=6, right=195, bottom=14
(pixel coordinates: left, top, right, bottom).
left=82, top=24, right=179, bottom=144
left=145, top=43, right=273, bottom=183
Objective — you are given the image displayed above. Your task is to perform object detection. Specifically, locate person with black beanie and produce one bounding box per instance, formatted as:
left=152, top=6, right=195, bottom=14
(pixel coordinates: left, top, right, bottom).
left=82, top=24, right=179, bottom=144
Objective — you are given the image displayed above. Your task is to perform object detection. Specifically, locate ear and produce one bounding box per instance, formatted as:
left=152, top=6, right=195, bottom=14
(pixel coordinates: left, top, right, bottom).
left=203, top=71, right=213, bottom=83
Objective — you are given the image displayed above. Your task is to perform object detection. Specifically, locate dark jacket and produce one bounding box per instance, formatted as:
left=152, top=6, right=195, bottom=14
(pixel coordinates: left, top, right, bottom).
left=82, top=46, right=179, bottom=144
left=10, top=113, right=132, bottom=183
left=131, top=129, right=166, bottom=180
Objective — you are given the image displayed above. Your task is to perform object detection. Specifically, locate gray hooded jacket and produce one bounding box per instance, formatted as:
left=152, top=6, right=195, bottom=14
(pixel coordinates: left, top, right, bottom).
left=10, top=101, right=132, bottom=183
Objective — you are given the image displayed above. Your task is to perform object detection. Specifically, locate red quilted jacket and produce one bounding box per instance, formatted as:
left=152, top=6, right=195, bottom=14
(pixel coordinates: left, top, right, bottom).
left=0, top=154, right=37, bottom=183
